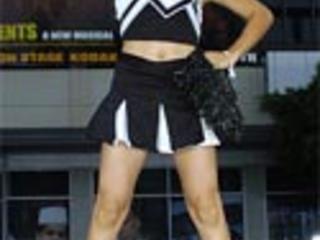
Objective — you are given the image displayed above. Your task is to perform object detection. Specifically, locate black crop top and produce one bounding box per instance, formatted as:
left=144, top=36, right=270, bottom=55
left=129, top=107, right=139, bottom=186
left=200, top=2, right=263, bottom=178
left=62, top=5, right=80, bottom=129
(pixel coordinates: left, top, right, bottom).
left=115, top=0, right=202, bottom=45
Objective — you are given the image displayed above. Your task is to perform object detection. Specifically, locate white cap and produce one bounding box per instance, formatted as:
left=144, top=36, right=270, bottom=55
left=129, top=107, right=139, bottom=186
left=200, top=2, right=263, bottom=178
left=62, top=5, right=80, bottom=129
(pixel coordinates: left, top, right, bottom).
left=312, top=233, right=320, bottom=240
left=38, top=206, right=67, bottom=225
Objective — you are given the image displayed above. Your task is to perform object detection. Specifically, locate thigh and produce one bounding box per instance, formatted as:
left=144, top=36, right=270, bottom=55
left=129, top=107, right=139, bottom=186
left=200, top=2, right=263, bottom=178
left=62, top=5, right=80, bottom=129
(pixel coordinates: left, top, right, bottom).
left=96, top=142, right=148, bottom=201
left=173, top=146, right=220, bottom=201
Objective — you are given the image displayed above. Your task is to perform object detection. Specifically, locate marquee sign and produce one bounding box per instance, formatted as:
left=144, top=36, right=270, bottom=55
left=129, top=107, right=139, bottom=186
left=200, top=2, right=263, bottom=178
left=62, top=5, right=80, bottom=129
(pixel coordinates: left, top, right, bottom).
left=0, top=0, right=117, bottom=68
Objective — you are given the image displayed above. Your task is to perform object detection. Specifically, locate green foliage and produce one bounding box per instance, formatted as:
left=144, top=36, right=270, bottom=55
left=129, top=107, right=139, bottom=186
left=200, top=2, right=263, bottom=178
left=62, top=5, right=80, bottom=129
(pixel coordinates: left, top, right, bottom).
left=260, top=62, right=319, bottom=174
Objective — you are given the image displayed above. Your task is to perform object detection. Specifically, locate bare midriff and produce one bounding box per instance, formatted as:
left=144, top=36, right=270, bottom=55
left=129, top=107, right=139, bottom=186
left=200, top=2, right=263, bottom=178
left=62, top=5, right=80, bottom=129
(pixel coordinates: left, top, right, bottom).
left=122, top=40, right=196, bottom=62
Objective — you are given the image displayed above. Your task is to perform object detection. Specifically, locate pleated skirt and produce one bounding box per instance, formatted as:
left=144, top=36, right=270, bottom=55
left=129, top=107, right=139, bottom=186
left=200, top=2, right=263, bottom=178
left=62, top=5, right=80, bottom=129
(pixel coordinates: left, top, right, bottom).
left=85, top=52, right=221, bottom=154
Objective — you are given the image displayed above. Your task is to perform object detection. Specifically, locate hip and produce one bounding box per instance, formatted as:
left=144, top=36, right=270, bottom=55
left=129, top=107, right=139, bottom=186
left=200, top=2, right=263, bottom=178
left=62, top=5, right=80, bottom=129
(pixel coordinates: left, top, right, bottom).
left=110, top=52, right=194, bottom=110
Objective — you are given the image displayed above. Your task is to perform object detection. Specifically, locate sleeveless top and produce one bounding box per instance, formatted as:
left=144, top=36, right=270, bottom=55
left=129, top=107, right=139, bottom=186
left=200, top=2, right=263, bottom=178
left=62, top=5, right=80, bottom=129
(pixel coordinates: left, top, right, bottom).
left=114, top=0, right=203, bottom=45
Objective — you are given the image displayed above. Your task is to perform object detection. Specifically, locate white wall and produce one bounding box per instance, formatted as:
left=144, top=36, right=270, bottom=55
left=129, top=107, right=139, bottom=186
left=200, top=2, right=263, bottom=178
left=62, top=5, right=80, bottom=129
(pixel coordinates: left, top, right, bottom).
left=0, top=65, right=273, bottom=128
left=0, top=69, right=114, bottom=128
left=235, top=67, right=273, bottom=125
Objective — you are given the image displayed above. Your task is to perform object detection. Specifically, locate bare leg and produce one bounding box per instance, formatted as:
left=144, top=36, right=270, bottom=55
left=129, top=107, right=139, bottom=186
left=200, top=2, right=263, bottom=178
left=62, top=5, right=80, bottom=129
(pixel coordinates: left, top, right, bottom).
left=173, top=146, right=231, bottom=240
left=87, top=142, right=148, bottom=240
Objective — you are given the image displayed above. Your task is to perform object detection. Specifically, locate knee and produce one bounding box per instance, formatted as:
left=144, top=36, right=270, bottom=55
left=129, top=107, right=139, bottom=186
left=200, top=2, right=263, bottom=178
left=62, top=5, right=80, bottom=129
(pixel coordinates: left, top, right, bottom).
left=94, top=190, right=131, bottom=227
left=186, top=189, right=222, bottom=226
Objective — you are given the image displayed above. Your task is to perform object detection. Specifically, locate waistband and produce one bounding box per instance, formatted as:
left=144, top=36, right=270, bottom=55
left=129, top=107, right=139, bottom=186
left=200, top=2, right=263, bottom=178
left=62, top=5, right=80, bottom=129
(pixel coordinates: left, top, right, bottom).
left=116, top=51, right=189, bottom=78
left=111, top=52, right=191, bottom=103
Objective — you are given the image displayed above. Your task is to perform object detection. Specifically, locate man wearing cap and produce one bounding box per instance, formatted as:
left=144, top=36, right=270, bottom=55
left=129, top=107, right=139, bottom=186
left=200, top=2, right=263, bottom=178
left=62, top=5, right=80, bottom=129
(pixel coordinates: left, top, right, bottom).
left=35, top=206, right=68, bottom=240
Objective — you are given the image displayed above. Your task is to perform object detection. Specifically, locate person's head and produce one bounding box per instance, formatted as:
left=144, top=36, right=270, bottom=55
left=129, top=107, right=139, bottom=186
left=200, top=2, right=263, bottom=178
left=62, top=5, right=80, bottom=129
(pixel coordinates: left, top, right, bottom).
left=35, top=206, right=68, bottom=240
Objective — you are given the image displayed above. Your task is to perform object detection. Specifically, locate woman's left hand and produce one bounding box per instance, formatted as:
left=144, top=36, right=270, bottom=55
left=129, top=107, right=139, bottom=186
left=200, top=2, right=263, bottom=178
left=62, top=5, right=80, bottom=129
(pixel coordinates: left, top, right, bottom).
left=204, top=50, right=239, bottom=70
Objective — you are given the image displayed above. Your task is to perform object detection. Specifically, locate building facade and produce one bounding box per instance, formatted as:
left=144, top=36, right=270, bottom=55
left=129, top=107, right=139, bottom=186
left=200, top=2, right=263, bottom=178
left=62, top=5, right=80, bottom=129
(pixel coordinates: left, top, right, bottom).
left=0, top=0, right=319, bottom=239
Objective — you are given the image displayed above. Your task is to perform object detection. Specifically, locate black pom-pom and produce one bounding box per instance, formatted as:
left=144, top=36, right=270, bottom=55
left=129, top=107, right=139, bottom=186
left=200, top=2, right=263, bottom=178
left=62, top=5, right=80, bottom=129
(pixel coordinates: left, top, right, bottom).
left=173, top=48, right=243, bottom=142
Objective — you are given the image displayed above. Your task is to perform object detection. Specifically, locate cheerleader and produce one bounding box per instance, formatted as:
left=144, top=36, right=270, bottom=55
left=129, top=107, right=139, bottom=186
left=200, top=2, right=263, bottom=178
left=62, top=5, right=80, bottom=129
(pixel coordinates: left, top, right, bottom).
left=86, top=0, right=274, bottom=239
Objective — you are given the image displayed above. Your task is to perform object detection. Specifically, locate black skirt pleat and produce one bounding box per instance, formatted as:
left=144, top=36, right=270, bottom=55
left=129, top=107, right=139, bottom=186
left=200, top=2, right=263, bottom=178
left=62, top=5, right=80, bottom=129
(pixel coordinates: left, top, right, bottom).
left=85, top=52, right=221, bottom=153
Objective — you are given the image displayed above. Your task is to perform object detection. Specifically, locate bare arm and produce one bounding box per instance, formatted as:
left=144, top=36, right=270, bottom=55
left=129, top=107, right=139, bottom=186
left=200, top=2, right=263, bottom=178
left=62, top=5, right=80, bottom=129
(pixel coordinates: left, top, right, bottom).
left=202, top=0, right=275, bottom=69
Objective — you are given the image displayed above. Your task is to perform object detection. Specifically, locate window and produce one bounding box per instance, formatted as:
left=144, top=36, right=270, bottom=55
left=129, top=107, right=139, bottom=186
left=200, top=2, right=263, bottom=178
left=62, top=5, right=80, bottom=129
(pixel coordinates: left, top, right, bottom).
left=170, top=168, right=244, bottom=240
left=261, top=0, right=319, bottom=49
left=94, top=169, right=169, bottom=239
left=5, top=171, right=70, bottom=240
left=267, top=167, right=318, bottom=240
left=130, top=197, right=168, bottom=239
left=201, top=3, right=244, bottom=50
left=94, top=167, right=244, bottom=239
left=202, top=0, right=319, bottom=51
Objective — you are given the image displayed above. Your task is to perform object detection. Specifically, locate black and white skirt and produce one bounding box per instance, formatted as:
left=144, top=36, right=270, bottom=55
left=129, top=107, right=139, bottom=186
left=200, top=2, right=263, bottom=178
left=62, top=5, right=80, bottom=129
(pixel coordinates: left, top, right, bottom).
left=85, top=52, right=221, bottom=154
